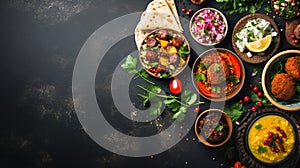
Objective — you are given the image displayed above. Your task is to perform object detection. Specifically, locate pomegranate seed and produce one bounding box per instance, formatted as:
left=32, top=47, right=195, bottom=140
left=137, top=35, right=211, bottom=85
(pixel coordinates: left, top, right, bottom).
left=269, top=132, right=274, bottom=137
left=249, top=83, right=253, bottom=89
left=294, top=39, right=299, bottom=44
left=178, top=132, right=183, bottom=137
left=194, top=107, right=200, bottom=113
left=244, top=96, right=250, bottom=102
left=276, top=126, right=280, bottom=131
left=257, top=101, right=263, bottom=107
left=280, top=130, right=284, bottom=134
left=239, top=100, right=244, bottom=104
left=253, top=86, right=259, bottom=93
left=282, top=133, right=287, bottom=138
left=188, top=9, right=193, bottom=13
left=185, top=11, right=190, bottom=15
left=275, top=11, right=279, bottom=15
left=276, top=138, right=280, bottom=143
left=251, top=106, right=257, bottom=112
left=271, top=147, right=275, bottom=152
left=268, top=137, right=273, bottom=143
left=181, top=8, right=186, bottom=13
left=257, top=92, right=263, bottom=97
left=263, top=140, right=268, bottom=145
left=275, top=149, right=279, bottom=153
left=291, top=34, right=296, bottom=39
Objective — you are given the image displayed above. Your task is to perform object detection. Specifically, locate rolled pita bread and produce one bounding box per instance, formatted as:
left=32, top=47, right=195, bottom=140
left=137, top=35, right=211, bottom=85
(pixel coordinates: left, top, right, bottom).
left=135, top=0, right=183, bottom=49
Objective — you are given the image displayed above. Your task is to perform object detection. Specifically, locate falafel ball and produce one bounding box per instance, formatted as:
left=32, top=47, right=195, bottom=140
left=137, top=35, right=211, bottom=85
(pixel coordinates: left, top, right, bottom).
left=207, top=61, right=229, bottom=85
left=285, top=56, right=300, bottom=81
left=271, top=73, right=296, bottom=100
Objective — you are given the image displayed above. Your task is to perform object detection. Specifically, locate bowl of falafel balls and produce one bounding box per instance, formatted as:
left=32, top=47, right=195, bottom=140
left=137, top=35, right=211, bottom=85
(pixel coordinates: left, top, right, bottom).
left=262, top=50, right=300, bottom=111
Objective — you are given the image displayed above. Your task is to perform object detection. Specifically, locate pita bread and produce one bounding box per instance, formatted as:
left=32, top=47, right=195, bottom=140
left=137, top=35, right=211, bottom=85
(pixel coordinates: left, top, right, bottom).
left=165, top=0, right=183, bottom=32
left=135, top=0, right=183, bottom=49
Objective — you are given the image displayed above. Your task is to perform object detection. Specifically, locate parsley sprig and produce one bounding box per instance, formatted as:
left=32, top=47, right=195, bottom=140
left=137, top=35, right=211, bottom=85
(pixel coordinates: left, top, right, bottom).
left=121, top=55, right=204, bottom=122
left=137, top=85, right=204, bottom=121
left=216, top=0, right=268, bottom=15
left=121, top=55, right=154, bottom=85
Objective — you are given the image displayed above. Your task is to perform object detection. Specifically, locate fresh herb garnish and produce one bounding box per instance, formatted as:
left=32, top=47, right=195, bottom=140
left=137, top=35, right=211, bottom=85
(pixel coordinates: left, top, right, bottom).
left=224, top=102, right=245, bottom=122
left=196, top=73, right=206, bottom=82
left=213, top=64, right=220, bottom=72
left=252, top=68, right=258, bottom=77
left=255, top=124, right=263, bottom=130
left=251, top=90, right=273, bottom=106
left=137, top=85, right=204, bottom=122
left=229, top=75, right=240, bottom=84
left=121, top=55, right=154, bottom=84
left=216, top=0, right=265, bottom=15
left=215, top=125, right=224, bottom=131
left=258, top=146, right=268, bottom=154
left=212, top=86, right=221, bottom=94
left=178, top=44, right=190, bottom=58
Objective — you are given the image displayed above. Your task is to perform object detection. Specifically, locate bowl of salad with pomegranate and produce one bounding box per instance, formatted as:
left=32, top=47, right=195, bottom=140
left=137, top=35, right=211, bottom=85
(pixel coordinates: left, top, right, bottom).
left=139, top=29, right=191, bottom=78
left=189, top=8, right=228, bottom=46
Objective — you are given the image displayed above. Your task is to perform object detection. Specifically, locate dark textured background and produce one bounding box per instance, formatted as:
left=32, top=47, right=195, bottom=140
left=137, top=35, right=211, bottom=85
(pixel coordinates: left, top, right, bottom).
left=0, top=0, right=299, bottom=167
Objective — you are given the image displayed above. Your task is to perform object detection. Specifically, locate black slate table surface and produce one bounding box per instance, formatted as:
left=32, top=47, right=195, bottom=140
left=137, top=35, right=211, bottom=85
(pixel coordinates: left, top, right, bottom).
left=0, top=0, right=299, bottom=168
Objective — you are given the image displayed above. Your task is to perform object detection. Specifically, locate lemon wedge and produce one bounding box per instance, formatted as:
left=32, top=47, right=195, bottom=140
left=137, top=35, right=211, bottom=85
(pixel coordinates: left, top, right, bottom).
left=246, top=35, right=272, bottom=53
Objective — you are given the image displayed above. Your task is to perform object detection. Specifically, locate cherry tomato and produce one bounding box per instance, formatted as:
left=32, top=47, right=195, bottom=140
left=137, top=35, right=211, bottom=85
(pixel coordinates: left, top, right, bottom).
left=169, top=78, right=182, bottom=95
left=253, top=86, right=259, bottom=93
left=243, top=96, right=250, bottom=102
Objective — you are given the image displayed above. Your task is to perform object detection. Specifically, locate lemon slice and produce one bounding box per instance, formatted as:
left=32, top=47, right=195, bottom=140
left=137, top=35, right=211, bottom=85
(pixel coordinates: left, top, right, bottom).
left=246, top=35, right=272, bottom=53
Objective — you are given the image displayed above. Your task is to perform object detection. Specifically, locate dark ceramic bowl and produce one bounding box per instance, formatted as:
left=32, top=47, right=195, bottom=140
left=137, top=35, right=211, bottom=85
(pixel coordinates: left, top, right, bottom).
left=245, top=112, right=298, bottom=166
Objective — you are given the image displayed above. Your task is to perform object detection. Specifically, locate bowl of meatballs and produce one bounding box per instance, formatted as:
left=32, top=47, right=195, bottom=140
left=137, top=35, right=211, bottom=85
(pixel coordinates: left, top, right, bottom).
left=139, top=29, right=190, bottom=78
left=192, top=48, right=245, bottom=101
left=262, top=50, right=300, bottom=111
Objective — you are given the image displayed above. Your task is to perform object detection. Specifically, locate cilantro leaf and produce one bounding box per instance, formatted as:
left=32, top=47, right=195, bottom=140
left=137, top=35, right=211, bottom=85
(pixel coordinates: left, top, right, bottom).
left=213, top=64, right=220, bottom=72
left=121, top=55, right=138, bottom=74
left=224, top=102, right=245, bottom=122
left=149, top=101, right=163, bottom=116
left=258, top=146, right=268, bottom=154
left=255, top=124, right=263, bottom=130
left=229, top=75, right=240, bottom=84
left=196, top=73, right=206, bottom=82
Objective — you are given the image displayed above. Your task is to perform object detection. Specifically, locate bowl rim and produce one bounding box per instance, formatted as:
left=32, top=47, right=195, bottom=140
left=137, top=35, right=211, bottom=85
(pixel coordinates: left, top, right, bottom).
left=244, top=112, right=299, bottom=166
left=189, top=7, right=228, bottom=46
left=231, top=13, right=281, bottom=64
left=194, top=108, right=233, bottom=147
left=191, top=48, right=245, bottom=102
left=138, top=28, right=191, bottom=79
left=261, top=49, right=300, bottom=111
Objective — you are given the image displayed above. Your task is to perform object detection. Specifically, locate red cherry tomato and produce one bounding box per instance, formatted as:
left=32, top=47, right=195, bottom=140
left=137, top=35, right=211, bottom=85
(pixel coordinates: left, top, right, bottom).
left=169, top=78, right=182, bottom=95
